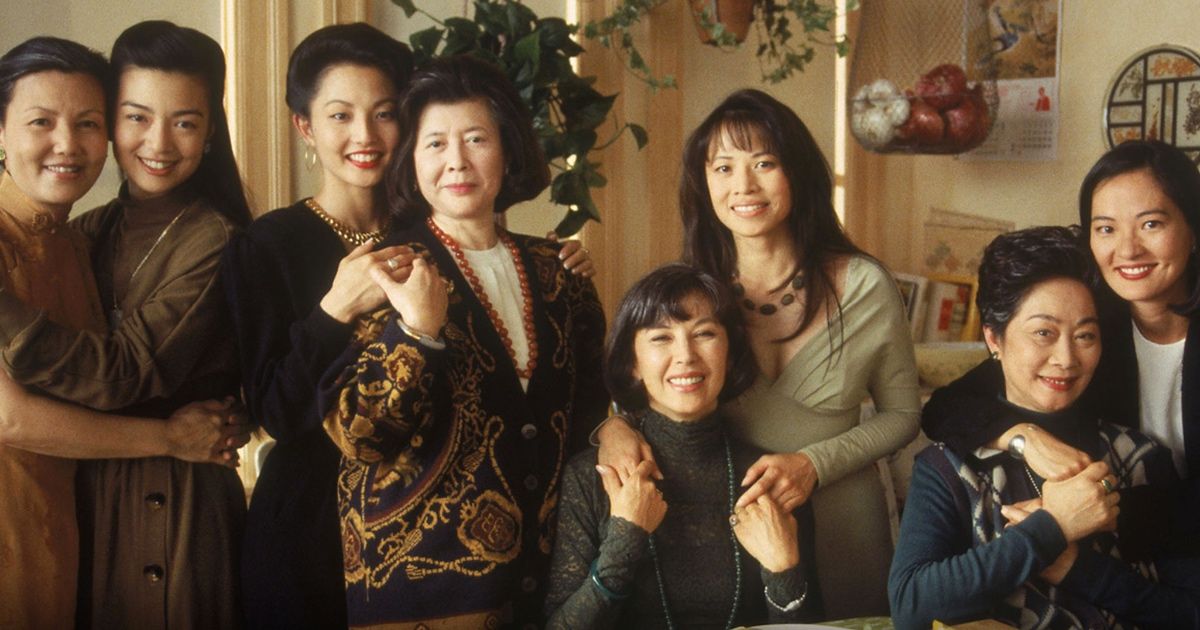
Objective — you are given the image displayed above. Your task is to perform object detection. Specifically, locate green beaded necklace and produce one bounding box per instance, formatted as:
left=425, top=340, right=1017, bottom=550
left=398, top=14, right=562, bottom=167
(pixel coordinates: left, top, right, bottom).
left=646, top=435, right=741, bottom=629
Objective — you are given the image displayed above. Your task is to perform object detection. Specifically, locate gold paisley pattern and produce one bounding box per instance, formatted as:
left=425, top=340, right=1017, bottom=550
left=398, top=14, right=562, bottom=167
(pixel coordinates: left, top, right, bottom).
left=324, top=232, right=608, bottom=626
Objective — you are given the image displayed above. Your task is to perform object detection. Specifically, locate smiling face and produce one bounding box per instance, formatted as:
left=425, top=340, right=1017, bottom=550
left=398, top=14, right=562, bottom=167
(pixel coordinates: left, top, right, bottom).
left=0, top=70, right=107, bottom=215
left=296, top=64, right=400, bottom=195
left=985, top=277, right=1101, bottom=414
left=413, top=98, right=505, bottom=224
left=1089, top=168, right=1195, bottom=309
left=114, top=68, right=210, bottom=200
left=705, top=124, right=792, bottom=241
left=631, top=293, right=729, bottom=422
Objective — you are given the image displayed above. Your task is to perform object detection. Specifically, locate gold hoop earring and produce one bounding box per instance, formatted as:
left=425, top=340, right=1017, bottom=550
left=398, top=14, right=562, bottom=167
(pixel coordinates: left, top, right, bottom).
left=303, top=145, right=317, bottom=171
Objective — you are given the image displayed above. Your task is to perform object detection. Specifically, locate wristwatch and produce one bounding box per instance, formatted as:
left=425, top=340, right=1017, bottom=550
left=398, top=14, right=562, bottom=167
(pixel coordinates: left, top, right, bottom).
left=1007, top=434, right=1027, bottom=460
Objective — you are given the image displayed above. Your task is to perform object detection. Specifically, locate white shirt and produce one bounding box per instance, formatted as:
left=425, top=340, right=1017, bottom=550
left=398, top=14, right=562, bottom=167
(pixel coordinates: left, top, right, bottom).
left=462, top=242, right=530, bottom=391
left=1132, top=320, right=1187, bottom=476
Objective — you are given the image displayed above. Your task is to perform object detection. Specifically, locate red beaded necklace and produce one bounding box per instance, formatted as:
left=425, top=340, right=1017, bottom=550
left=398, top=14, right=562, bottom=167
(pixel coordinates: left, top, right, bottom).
left=427, top=217, right=538, bottom=379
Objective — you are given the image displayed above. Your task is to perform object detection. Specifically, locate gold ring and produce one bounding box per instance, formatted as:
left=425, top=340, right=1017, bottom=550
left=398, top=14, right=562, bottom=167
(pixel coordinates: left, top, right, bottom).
left=386, top=257, right=399, bottom=271
left=1099, top=478, right=1115, bottom=494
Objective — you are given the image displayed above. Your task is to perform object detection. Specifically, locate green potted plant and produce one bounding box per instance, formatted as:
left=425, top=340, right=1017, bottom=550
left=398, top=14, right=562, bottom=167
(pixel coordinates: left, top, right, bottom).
left=585, top=0, right=856, bottom=86
left=392, top=0, right=647, bottom=236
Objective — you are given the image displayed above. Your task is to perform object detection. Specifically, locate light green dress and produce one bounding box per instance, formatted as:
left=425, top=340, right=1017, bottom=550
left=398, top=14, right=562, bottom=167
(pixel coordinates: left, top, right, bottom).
left=724, top=256, right=920, bottom=619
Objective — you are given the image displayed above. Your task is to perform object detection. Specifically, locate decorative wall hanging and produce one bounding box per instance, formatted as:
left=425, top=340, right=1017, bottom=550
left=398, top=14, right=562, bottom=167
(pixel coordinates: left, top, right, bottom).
left=961, top=0, right=1061, bottom=162
left=849, top=0, right=1000, bottom=155
left=1103, top=44, right=1200, bottom=163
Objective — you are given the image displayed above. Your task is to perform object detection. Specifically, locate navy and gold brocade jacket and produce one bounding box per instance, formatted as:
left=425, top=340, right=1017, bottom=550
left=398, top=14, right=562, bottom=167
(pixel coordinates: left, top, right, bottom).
left=320, top=222, right=608, bottom=628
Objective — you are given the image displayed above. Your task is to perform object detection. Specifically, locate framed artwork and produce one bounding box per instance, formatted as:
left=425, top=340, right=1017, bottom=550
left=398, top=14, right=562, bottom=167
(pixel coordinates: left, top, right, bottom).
left=1103, top=45, right=1200, bottom=163
left=924, top=274, right=982, bottom=342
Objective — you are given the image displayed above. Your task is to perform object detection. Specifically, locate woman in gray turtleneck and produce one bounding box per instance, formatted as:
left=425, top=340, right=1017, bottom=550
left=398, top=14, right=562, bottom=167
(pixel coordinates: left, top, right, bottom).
left=545, top=263, right=821, bottom=628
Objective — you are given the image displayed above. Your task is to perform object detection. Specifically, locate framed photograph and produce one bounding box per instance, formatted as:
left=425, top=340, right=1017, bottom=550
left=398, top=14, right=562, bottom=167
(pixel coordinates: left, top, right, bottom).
left=923, top=274, right=982, bottom=342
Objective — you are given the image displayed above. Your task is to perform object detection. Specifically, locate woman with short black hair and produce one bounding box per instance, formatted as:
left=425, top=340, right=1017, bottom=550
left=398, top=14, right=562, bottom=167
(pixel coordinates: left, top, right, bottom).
left=890, top=226, right=1199, bottom=629
left=319, top=54, right=608, bottom=627
left=924, top=140, right=1200, bottom=507
left=598, top=88, right=920, bottom=616
left=546, top=262, right=820, bottom=629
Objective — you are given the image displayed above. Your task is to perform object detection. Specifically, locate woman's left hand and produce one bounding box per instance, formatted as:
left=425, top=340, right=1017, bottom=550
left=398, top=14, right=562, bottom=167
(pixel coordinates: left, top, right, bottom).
left=545, top=231, right=595, bottom=278
left=371, top=256, right=449, bottom=338
left=732, top=495, right=800, bottom=572
left=737, top=452, right=818, bottom=511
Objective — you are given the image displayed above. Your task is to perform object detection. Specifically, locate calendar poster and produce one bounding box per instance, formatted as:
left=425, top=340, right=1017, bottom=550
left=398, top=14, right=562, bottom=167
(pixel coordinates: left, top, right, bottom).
left=962, top=0, right=1062, bottom=162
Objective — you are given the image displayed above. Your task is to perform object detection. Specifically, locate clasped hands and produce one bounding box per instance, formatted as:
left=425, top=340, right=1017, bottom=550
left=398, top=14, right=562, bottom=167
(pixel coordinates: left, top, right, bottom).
left=596, top=418, right=804, bottom=571
left=1000, top=460, right=1120, bottom=584
left=319, top=234, right=592, bottom=338
left=167, top=396, right=252, bottom=469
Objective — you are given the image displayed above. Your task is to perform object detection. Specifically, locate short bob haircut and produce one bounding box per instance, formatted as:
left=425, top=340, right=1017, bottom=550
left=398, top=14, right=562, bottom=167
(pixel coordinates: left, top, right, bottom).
left=679, top=89, right=864, bottom=343
left=112, top=21, right=250, bottom=227
left=387, top=55, right=549, bottom=223
left=604, top=262, right=758, bottom=413
left=285, top=22, right=413, bottom=119
left=1079, top=139, right=1200, bottom=315
left=0, top=36, right=110, bottom=168
left=976, top=225, right=1092, bottom=337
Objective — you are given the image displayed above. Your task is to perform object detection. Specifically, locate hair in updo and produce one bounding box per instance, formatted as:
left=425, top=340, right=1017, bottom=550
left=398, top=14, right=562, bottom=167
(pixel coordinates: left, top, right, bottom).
left=0, top=36, right=110, bottom=167
left=285, top=22, right=413, bottom=119
left=604, top=262, right=758, bottom=412
left=977, top=225, right=1092, bottom=337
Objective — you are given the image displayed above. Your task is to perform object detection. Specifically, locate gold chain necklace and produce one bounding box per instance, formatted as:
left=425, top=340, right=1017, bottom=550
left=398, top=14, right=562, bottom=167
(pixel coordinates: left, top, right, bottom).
left=305, top=197, right=389, bottom=245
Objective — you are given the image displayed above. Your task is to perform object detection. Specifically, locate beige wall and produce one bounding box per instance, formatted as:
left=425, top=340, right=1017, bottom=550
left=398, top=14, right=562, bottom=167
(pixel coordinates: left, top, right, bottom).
left=879, top=0, right=1200, bottom=274
left=0, top=0, right=221, bottom=215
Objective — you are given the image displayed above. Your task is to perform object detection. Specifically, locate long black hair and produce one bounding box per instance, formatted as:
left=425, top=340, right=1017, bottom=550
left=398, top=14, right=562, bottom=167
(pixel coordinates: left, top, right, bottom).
left=679, top=89, right=865, bottom=343
left=0, top=36, right=111, bottom=168
left=111, top=20, right=250, bottom=227
left=1079, top=140, right=1200, bottom=315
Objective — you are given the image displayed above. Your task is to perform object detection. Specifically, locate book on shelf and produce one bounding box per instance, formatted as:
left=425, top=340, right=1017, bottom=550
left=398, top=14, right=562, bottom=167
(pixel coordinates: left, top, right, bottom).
left=892, top=272, right=930, bottom=341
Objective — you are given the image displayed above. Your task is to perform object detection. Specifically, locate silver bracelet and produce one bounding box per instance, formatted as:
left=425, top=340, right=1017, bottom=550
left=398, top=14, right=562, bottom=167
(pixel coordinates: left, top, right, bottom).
left=396, top=317, right=446, bottom=350
left=764, top=580, right=807, bottom=613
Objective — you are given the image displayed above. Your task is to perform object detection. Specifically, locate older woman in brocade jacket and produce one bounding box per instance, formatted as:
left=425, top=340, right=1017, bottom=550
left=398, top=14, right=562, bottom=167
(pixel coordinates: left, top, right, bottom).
left=319, top=55, right=608, bottom=628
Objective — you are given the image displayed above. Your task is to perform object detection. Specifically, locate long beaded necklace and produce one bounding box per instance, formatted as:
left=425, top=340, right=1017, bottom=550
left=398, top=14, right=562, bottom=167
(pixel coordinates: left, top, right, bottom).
left=647, top=435, right=741, bottom=630
left=426, top=217, right=538, bottom=379
left=1023, top=463, right=1043, bottom=498
left=305, top=197, right=389, bottom=245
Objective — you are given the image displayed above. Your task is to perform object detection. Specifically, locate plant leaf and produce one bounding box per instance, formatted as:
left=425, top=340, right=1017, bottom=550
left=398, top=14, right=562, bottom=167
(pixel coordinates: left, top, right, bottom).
left=554, top=206, right=594, bottom=238
left=410, top=27, right=443, bottom=56
left=628, top=123, right=648, bottom=149
left=392, top=0, right=418, bottom=18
